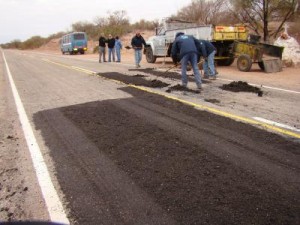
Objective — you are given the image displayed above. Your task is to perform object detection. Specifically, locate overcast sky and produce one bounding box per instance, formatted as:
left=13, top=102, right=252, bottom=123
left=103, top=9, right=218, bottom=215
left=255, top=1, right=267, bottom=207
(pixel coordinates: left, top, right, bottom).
left=0, top=0, right=191, bottom=44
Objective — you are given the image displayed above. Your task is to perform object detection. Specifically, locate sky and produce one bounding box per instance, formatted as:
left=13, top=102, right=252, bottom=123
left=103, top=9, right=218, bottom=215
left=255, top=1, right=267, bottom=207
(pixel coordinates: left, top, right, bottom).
left=0, top=0, right=192, bottom=44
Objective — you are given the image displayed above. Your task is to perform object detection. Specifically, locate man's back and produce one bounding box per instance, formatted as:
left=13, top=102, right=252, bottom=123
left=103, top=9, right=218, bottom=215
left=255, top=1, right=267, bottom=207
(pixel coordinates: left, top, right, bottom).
left=172, top=34, right=198, bottom=60
left=198, top=39, right=216, bottom=57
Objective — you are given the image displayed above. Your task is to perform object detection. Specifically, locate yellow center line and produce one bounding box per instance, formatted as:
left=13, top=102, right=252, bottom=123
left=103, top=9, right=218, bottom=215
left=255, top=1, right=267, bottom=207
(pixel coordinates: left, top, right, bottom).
left=129, top=85, right=300, bottom=139
left=42, top=58, right=300, bottom=139
left=42, top=58, right=95, bottom=75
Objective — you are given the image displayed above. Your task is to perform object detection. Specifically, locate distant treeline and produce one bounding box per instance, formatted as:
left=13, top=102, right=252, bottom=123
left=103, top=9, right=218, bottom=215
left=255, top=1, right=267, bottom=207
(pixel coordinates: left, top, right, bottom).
left=1, top=10, right=158, bottom=50
left=1, top=0, right=299, bottom=49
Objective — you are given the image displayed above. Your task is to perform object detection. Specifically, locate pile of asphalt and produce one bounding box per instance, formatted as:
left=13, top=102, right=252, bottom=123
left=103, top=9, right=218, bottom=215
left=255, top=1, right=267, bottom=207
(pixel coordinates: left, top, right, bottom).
left=221, top=81, right=263, bottom=97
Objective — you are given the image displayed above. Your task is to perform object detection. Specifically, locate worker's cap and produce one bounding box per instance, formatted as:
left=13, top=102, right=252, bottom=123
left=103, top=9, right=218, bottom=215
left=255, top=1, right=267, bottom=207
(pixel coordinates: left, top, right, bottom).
left=176, top=32, right=185, bottom=38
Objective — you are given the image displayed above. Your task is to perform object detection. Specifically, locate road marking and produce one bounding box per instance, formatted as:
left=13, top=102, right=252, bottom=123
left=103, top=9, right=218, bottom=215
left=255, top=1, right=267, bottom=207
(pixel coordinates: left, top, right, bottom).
left=42, top=59, right=300, bottom=139
left=2, top=52, right=70, bottom=224
left=42, top=58, right=72, bottom=69
left=127, top=85, right=300, bottom=139
left=71, top=66, right=96, bottom=74
left=253, top=117, right=300, bottom=132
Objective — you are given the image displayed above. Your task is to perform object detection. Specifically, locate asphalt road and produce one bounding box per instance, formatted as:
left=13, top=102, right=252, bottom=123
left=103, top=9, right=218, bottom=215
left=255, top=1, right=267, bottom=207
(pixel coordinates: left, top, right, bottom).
left=1, top=49, right=299, bottom=225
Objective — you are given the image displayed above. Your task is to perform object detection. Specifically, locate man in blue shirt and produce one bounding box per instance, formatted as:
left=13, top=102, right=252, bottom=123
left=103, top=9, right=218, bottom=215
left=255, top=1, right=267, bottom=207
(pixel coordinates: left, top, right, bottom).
left=198, top=39, right=217, bottom=79
left=171, top=32, right=202, bottom=90
left=131, top=31, right=147, bottom=68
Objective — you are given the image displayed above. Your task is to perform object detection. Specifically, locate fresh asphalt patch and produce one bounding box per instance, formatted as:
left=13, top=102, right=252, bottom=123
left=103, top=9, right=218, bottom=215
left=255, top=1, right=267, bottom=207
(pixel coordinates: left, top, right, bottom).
left=33, top=85, right=300, bottom=225
left=166, top=84, right=201, bottom=94
left=97, top=72, right=170, bottom=88
left=98, top=72, right=201, bottom=94
left=128, top=68, right=211, bottom=84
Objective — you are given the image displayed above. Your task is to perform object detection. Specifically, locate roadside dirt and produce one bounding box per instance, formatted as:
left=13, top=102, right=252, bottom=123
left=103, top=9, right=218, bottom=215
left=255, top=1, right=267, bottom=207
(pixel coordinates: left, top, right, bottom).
left=0, top=57, right=48, bottom=221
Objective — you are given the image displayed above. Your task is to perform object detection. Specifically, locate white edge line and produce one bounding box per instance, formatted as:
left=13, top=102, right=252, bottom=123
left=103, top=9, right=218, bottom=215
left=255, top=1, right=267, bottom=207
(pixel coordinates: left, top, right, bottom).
left=2, top=51, right=70, bottom=224
left=253, top=117, right=300, bottom=133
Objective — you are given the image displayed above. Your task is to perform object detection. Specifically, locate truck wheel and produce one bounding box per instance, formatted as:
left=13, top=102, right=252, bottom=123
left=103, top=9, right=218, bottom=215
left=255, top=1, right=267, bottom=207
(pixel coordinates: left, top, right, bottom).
left=145, top=47, right=157, bottom=63
left=217, top=58, right=235, bottom=66
left=237, top=54, right=252, bottom=72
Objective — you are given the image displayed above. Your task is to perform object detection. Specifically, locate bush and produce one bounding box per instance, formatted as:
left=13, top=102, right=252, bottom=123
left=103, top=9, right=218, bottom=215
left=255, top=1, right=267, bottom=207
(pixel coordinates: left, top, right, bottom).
left=20, top=36, right=46, bottom=49
left=93, top=46, right=99, bottom=53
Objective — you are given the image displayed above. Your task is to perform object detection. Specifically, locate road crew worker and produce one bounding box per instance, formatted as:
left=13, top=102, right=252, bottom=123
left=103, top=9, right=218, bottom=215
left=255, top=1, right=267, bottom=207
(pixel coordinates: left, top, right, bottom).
left=171, top=32, right=202, bottom=90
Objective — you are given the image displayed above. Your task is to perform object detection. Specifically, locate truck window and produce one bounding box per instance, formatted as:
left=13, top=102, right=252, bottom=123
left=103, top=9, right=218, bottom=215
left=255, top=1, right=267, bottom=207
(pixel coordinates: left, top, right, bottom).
left=74, top=33, right=85, bottom=40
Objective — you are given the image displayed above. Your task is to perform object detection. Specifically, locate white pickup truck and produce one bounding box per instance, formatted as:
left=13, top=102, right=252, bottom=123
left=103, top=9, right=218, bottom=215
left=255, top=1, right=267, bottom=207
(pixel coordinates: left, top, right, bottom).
left=144, top=19, right=248, bottom=66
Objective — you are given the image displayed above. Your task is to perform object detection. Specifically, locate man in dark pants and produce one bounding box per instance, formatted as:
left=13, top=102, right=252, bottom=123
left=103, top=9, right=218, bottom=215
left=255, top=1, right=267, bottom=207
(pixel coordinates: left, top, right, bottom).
left=98, top=33, right=106, bottom=63
left=131, top=31, right=147, bottom=68
left=107, top=34, right=116, bottom=62
left=171, top=32, right=202, bottom=90
left=198, top=39, right=217, bottom=79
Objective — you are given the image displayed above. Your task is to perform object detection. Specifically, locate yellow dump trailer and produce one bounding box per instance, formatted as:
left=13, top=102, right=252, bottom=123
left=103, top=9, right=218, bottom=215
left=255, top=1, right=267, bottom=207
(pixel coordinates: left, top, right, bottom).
left=233, top=37, right=284, bottom=73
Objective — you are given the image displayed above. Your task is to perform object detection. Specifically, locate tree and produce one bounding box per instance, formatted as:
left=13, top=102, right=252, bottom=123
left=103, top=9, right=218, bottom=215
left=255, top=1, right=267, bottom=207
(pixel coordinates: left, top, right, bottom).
left=131, top=19, right=159, bottom=30
left=21, top=36, right=46, bottom=49
left=107, top=10, right=130, bottom=26
left=175, top=0, right=232, bottom=25
left=1, top=39, right=22, bottom=49
left=229, top=0, right=298, bottom=42
left=93, top=10, right=130, bottom=37
left=72, top=22, right=95, bottom=32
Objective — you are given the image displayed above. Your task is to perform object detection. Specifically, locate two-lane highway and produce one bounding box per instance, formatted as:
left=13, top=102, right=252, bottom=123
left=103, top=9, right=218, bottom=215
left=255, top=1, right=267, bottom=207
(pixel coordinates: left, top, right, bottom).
left=1, top=49, right=299, bottom=224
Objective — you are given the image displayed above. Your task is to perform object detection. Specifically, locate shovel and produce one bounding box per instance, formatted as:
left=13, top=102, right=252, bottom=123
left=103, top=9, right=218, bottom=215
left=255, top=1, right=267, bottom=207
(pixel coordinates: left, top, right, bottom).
left=164, top=63, right=179, bottom=73
left=165, top=58, right=204, bottom=73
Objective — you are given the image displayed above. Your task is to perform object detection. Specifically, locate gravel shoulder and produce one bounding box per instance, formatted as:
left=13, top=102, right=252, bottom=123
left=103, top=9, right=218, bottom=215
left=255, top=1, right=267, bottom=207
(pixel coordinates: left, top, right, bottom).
left=0, top=53, right=49, bottom=222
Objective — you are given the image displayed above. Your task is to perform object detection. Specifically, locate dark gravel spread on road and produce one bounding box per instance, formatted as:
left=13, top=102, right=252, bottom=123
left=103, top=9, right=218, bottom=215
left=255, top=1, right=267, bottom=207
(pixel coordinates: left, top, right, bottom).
left=98, top=72, right=170, bottom=88
left=99, top=72, right=201, bottom=94
left=166, top=84, right=201, bottom=94
left=128, top=68, right=211, bottom=84
left=33, top=80, right=300, bottom=225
